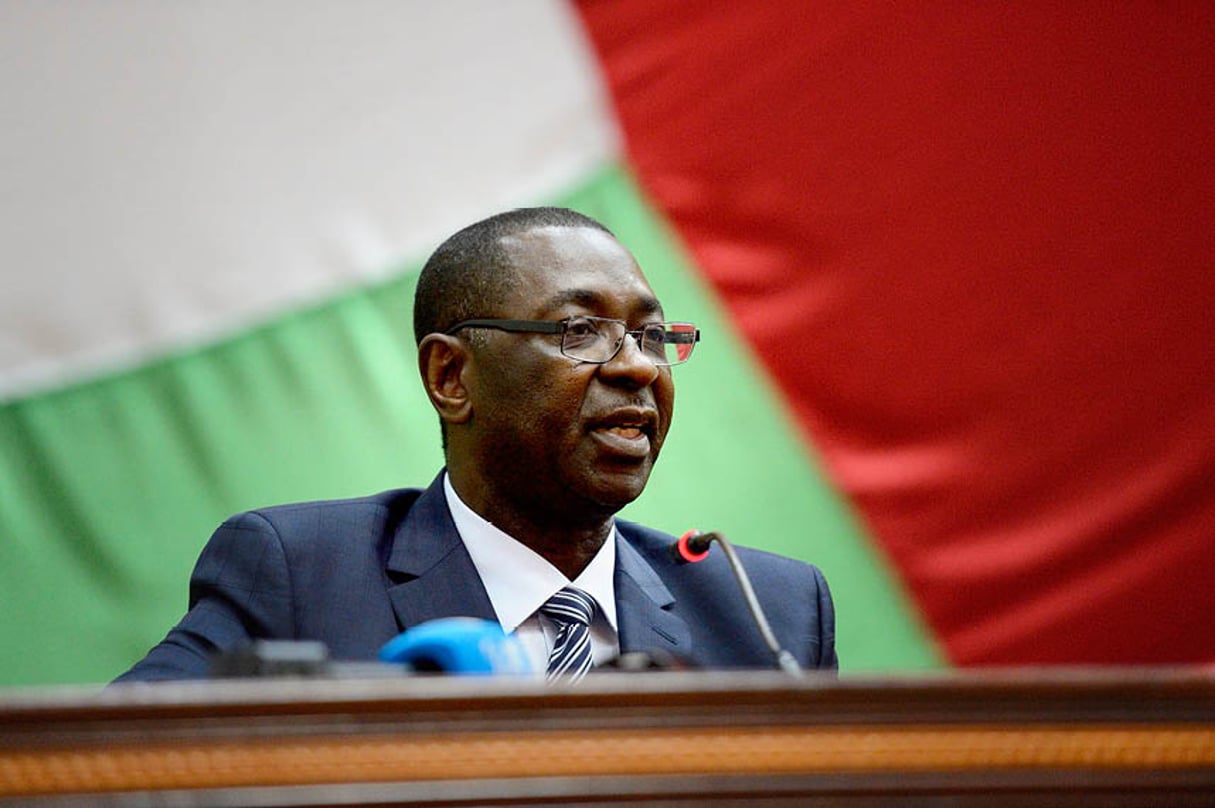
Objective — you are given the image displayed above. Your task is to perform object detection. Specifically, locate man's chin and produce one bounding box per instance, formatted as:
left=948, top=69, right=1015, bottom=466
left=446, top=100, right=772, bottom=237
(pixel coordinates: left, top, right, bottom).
left=584, top=466, right=652, bottom=512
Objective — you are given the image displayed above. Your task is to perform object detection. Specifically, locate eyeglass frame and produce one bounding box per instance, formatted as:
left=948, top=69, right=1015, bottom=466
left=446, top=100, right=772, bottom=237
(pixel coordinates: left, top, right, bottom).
left=443, top=316, right=700, bottom=366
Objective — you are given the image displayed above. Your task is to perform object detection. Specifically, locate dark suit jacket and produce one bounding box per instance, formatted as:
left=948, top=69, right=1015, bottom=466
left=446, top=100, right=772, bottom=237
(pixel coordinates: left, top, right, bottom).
left=116, top=473, right=837, bottom=681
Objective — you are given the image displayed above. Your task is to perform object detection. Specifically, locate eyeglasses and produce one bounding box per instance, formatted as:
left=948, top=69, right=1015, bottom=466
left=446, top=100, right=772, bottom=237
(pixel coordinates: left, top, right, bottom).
left=445, top=316, right=700, bottom=366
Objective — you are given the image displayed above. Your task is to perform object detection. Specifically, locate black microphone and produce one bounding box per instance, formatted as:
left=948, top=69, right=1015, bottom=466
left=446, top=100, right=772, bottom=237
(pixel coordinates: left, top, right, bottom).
left=673, top=529, right=803, bottom=677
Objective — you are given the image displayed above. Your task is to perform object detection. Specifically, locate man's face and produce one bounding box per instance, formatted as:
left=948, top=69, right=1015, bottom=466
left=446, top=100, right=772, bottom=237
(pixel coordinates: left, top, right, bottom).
left=465, top=225, right=675, bottom=526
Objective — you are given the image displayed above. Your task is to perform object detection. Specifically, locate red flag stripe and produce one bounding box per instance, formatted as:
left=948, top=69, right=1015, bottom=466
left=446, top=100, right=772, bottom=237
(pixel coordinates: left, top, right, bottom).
left=577, top=0, right=1215, bottom=664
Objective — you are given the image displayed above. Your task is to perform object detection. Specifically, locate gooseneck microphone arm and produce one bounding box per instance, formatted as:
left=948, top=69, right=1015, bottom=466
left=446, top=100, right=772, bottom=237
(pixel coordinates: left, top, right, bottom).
left=680, top=531, right=803, bottom=677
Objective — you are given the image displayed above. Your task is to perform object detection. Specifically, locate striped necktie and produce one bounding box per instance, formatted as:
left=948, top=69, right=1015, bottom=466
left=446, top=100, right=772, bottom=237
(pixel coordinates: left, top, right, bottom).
left=540, top=587, right=596, bottom=681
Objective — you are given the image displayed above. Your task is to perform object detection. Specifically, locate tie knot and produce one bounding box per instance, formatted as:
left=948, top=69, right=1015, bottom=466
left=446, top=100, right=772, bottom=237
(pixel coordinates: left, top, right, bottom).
left=540, top=587, right=596, bottom=627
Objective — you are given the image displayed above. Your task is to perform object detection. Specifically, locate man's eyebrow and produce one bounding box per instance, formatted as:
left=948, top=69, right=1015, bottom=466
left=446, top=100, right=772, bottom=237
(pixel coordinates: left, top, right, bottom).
left=540, top=289, right=664, bottom=316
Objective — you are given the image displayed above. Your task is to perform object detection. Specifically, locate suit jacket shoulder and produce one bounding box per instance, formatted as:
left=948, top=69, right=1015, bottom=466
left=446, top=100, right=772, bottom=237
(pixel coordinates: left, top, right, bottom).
left=114, top=485, right=433, bottom=682
left=615, top=520, right=837, bottom=671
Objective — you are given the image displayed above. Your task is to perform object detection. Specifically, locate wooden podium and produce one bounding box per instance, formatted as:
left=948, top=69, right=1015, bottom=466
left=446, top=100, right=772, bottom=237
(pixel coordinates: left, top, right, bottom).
left=2, top=669, right=1213, bottom=805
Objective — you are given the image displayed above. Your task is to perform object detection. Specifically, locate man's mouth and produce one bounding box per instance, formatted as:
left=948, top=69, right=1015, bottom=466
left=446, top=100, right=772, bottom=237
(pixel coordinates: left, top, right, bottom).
left=603, top=425, right=645, bottom=440
left=588, top=409, right=658, bottom=458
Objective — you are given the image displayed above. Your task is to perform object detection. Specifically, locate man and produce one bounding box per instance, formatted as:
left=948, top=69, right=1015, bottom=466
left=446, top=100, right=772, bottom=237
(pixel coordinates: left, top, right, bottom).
left=116, top=207, right=836, bottom=681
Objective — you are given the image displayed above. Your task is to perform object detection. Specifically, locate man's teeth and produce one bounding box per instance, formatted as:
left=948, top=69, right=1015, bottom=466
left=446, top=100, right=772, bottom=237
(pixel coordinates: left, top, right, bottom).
left=605, top=426, right=643, bottom=438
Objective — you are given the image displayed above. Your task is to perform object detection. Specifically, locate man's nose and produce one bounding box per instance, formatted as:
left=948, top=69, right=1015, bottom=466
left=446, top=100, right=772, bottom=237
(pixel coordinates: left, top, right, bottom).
left=600, top=331, right=661, bottom=385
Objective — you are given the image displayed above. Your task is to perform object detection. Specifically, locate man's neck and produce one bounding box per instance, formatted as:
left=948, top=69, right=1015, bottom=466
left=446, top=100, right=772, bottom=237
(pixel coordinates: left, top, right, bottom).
left=446, top=471, right=613, bottom=580
left=495, top=518, right=611, bottom=581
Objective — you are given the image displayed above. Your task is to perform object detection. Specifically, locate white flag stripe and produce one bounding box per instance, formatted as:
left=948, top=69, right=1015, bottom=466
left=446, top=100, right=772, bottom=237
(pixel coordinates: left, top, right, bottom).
left=0, top=1, right=620, bottom=400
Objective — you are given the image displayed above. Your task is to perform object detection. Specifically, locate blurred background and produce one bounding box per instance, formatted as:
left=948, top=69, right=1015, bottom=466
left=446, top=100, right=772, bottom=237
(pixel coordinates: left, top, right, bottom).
left=2, top=1, right=1212, bottom=686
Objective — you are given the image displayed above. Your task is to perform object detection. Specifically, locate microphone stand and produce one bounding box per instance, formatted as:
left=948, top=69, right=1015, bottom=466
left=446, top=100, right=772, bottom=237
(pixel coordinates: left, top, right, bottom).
left=691, top=531, right=804, bottom=677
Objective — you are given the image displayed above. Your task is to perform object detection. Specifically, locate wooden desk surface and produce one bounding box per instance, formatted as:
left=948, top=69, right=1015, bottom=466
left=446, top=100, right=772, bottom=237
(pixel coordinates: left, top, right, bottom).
left=2, top=668, right=1214, bottom=805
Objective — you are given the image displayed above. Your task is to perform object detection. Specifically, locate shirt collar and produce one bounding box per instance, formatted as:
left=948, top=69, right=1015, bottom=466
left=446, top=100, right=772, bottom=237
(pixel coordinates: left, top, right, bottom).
left=443, top=473, right=618, bottom=633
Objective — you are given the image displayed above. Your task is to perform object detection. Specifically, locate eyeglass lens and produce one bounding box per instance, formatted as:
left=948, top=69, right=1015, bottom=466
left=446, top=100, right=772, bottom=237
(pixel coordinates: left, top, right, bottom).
left=561, top=317, right=696, bottom=365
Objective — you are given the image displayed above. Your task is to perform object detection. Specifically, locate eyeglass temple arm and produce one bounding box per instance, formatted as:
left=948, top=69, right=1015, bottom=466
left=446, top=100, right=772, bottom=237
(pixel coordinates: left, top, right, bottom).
left=444, top=319, right=564, bottom=336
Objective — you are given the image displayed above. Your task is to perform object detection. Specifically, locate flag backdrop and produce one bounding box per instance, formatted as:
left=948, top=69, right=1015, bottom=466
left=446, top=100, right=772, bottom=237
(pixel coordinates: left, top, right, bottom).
left=1, top=2, right=1212, bottom=686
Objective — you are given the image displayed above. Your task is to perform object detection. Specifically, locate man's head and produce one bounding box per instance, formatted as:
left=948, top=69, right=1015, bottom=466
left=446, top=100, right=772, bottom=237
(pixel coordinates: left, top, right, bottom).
left=413, top=208, right=680, bottom=533
left=412, top=208, right=613, bottom=345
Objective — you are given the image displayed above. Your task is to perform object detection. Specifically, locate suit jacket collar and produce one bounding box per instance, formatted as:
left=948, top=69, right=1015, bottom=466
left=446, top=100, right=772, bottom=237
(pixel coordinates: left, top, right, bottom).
left=385, top=473, right=497, bottom=628
left=384, top=472, right=692, bottom=660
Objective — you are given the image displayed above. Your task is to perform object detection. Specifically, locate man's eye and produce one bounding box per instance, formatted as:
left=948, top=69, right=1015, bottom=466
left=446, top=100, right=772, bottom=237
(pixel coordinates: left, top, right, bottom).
left=564, top=319, right=607, bottom=349
left=565, top=318, right=598, bottom=338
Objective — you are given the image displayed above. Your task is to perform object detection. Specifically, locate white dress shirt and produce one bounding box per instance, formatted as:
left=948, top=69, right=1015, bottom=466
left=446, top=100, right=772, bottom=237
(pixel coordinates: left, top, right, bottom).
left=443, top=473, right=620, bottom=675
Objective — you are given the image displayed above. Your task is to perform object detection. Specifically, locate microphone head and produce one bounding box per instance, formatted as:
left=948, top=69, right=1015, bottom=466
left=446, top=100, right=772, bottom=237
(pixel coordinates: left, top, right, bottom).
left=600, top=649, right=695, bottom=672
left=674, top=529, right=712, bottom=563
left=378, top=617, right=533, bottom=675
left=209, top=640, right=330, bottom=678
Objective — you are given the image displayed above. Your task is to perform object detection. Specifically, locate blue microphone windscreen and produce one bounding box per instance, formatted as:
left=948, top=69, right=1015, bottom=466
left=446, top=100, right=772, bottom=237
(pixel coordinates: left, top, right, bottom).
left=378, top=617, right=533, bottom=675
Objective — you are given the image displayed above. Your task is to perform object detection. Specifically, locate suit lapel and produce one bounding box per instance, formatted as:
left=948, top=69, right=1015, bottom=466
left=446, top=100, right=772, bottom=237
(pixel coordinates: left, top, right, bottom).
left=384, top=474, right=497, bottom=629
left=385, top=476, right=692, bottom=660
left=614, top=528, right=692, bottom=660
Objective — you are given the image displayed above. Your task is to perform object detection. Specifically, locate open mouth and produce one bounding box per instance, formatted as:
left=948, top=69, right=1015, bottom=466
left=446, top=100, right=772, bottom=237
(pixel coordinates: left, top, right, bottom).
left=602, top=424, right=647, bottom=440
left=588, top=409, right=657, bottom=458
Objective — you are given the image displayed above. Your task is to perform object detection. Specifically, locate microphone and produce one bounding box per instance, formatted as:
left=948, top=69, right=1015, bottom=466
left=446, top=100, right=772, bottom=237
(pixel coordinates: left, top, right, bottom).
left=209, top=640, right=334, bottom=679
left=378, top=617, right=534, bottom=675
left=674, top=530, right=804, bottom=677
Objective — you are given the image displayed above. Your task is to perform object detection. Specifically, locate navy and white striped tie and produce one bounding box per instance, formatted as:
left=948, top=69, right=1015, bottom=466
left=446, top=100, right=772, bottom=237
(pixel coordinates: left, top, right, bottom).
left=541, top=587, right=596, bottom=681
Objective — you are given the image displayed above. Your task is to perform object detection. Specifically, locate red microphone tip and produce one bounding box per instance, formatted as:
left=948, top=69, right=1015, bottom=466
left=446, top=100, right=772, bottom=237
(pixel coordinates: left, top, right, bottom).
left=676, top=530, right=711, bottom=563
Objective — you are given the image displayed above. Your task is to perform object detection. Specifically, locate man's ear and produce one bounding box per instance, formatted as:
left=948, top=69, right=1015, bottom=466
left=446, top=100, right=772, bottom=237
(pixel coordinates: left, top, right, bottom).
left=417, top=334, right=473, bottom=425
